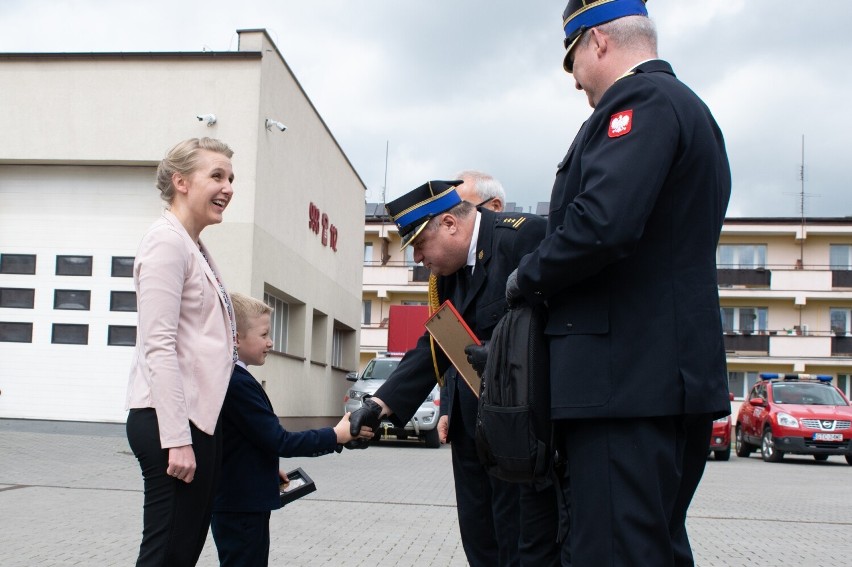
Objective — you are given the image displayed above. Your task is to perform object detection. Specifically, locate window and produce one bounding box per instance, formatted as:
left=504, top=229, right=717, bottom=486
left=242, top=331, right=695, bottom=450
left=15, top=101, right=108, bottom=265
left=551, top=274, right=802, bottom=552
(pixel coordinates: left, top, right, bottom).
left=0, top=288, right=35, bottom=309
left=728, top=372, right=758, bottom=399
left=0, top=254, right=36, bottom=275
left=332, top=328, right=343, bottom=367
left=0, top=322, right=33, bottom=343
left=837, top=375, right=851, bottom=399
left=54, top=290, right=91, bottom=310
left=362, top=300, right=372, bottom=325
left=720, top=307, right=767, bottom=333
left=728, top=371, right=759, bottom=400
left=111, top=256, right=135, bottom=277
left=51, top=323, right=88, bottom=345
left=264, top=292, right=289, bottom=353
left=717, top=244, right=766, bottom=269
left=830, top=308, right=852, bottom=335
left=830, top=245, right=852, bottom=270
left=56, top=255, right=93, bottom=276
left=110, top=291, right=137, bottom=312
left=401, top=300, right=428, bottom=306
left=364, top=243, right=373, bottom=265
left=108, top=325, right=137, bottom=346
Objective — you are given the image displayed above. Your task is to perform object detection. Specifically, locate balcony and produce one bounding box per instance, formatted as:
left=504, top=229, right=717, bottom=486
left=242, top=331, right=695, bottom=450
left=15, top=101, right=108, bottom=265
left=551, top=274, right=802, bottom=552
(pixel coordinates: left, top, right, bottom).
left=723, top=333, right=769, bottom=353
left=718, top=268, right=771, bottom=287
left=832, top=270, right=852, bottom=288
left=723, top=328, right=852, bottom=359
left=832, top=335, right=852, bottom=355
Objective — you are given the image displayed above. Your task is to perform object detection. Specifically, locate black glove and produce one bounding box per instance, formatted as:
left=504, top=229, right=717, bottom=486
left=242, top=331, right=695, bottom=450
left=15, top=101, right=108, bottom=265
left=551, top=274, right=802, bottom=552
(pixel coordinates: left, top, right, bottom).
left=348, top=395, right=382, bottom=434
left=464, top=341, right=489, bottom=377
left=505, top=268, right=521, bottom=307
left=344, top=396, right=383, bottom=450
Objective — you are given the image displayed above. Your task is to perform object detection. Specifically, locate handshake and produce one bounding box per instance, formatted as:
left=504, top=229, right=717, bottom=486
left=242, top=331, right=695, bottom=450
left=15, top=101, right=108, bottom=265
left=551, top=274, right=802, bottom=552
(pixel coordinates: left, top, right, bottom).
left=343, top=397, right=384, bottom=450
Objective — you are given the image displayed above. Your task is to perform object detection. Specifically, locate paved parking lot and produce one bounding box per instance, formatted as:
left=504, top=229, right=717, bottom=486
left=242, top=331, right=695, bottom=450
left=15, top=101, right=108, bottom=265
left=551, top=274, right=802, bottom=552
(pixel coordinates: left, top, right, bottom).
left=1, top=418, right=851, bottom=566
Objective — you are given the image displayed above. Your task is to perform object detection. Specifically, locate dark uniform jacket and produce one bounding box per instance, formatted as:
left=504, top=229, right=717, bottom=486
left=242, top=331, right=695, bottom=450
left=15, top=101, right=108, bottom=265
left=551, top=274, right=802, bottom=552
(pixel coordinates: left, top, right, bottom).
left=213, top=364, right=337, bottom=513
left=376, top=208, right=546, bottom=425
left=516, top=59, right=732, bottom=420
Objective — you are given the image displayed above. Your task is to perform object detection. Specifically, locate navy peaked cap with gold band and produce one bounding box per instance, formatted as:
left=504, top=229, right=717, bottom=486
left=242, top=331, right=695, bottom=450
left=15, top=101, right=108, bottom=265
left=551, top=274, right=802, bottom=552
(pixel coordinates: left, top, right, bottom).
left=386, top=180, right=463, bottom=249
left=562, top=0, right=648, bottom=73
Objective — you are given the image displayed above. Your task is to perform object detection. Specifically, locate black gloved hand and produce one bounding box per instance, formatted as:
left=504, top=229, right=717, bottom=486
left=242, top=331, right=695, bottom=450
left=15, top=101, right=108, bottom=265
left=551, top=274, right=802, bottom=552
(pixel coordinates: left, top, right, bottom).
left=349, top=396, right=382, bottom=437
left=464, top=341, right=489, bottom=377
left=505, top=268, right=521, bottom=307
left=343, top=438, right=371, bottom=450
left=344, top=396, right=383, bottom=450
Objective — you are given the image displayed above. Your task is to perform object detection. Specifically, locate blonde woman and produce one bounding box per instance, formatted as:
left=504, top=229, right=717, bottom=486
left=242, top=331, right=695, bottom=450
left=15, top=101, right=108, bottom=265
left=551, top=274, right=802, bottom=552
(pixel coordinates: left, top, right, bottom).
left=126, top=137, right=237, bottom=566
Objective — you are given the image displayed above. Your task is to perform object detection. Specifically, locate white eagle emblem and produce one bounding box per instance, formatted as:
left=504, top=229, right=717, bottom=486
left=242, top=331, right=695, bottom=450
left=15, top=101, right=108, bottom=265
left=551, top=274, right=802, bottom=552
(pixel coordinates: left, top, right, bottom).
left=608, top=109, right=634, bottom=138
left=611, top=114, right=630, bottom=133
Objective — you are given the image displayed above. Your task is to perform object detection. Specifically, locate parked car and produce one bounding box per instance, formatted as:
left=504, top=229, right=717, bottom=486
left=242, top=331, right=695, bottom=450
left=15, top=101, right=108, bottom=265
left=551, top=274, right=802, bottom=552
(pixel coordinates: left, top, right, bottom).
left=709, top=414, right=732, bottom=461
left=736, top=373, right=852, bottom=464
left=344, top=353, right=441, bottom=448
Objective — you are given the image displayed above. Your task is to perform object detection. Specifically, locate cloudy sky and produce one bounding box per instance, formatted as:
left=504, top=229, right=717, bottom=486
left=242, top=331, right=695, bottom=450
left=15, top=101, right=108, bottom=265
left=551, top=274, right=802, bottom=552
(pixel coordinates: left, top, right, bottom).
left=2, top=0, right=850, bottom=217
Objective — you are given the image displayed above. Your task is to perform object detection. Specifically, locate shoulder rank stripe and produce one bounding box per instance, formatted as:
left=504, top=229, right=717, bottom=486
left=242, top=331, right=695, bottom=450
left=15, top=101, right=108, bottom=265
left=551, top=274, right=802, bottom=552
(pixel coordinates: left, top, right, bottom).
left=501, top=217, right=527, bottom=229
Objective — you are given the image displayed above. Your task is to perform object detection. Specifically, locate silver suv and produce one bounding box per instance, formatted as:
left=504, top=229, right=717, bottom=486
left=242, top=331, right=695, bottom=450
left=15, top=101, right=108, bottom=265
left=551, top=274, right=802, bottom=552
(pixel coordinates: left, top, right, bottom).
left=344, top=354, right=441, bottom=448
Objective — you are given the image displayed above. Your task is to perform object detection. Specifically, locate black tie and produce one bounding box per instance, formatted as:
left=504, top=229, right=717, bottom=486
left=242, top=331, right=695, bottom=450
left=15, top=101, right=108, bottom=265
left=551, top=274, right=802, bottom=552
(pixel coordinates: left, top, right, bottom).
left=456, top=265, right=472, bottom=304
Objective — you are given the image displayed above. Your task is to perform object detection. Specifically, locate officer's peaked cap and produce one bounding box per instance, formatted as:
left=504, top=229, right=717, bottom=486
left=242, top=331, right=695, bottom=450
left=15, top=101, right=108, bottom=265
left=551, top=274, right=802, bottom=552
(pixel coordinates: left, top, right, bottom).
left=562, top=0, right=648, bottom=73
left=385, top=180, right=463, bottom=250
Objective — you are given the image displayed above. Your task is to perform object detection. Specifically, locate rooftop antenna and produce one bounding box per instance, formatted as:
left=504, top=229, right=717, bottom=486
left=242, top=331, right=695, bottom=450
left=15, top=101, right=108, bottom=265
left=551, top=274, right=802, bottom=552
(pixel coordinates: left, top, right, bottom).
left=382, top=140, right=389, bottom=207
left=799, top=134, right=805, bottom=269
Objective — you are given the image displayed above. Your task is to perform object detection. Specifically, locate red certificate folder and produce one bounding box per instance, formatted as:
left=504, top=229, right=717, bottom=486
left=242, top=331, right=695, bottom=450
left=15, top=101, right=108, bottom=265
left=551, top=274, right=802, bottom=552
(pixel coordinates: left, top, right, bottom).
left=424, top=300, right=482, bottom=397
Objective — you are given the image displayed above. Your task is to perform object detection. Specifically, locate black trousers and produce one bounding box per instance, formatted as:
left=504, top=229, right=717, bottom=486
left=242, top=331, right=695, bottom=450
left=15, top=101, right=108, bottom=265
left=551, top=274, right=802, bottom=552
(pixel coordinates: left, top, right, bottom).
left=555, top=414, right=712, bottom=567
left=126, top=408, right=222, bottom=567
left=450, top=421, right=521, bottom=567
left=518, top=477, right=572, bottom=566
left=211, top=511, right=272, bottom=567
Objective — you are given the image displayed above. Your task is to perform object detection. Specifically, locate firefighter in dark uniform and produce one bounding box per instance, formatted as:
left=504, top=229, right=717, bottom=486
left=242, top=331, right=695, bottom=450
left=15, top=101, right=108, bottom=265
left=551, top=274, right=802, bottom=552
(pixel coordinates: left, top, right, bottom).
left=348, top=180, right=551, bottom=566
left=506, top=1, right=733, bottom=565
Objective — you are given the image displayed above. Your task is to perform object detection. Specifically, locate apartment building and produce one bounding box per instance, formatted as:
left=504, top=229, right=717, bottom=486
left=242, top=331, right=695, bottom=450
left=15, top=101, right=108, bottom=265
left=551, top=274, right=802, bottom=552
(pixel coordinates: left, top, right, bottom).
left=359, top=212, right=852, bottom=403
left=720, top=217, right=852, bottom=401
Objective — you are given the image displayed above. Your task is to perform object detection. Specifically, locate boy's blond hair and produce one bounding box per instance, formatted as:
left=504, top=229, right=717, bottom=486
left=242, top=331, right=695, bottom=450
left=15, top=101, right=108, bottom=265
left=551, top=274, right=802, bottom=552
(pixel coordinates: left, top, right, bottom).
left=230, top=292, right=273, bottom=334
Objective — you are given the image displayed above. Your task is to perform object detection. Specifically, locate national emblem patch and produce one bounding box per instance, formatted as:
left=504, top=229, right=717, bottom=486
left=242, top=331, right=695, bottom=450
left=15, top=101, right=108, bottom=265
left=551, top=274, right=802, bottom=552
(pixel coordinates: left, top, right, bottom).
left=608, top=110, right=633, bottom=138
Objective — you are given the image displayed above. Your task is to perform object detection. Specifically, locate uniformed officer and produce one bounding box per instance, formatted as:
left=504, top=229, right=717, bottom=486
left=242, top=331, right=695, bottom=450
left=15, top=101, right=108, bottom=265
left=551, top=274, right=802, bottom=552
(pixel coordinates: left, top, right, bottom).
left=506, top=1, right=733, bottom=565
left=349, top=179, right=547, bottom=567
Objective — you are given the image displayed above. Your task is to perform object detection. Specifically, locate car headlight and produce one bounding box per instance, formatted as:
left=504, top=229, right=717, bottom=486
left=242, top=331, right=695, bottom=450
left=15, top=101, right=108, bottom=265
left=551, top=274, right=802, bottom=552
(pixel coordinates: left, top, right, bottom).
left=776, top=412, right=799, bottom=428
left=349, top=390, right=366, bottom=401
left=713, top=416, right=729, bottom=424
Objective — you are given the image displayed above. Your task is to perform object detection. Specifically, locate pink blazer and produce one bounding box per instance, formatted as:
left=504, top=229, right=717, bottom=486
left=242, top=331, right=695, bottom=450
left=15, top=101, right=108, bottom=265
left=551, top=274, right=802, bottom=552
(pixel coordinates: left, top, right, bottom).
left=126, top=210, right=236, bottom=448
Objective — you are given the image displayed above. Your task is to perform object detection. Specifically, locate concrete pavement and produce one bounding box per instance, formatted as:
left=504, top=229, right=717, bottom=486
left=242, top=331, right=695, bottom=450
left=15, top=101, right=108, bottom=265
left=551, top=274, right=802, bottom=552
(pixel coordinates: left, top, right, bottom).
left=2, top=418, right=851, bottom=566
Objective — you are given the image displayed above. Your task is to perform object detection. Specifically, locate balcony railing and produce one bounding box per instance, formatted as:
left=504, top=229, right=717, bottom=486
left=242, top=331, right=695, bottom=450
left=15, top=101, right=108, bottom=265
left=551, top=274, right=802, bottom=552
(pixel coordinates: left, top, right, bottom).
left=717, top=268, right=771, bottom=287
left=832, top=270, right=852, bottom=287
left=723, top=333, right=769, bottom=353
left=832, top=335, right=852, bottom=355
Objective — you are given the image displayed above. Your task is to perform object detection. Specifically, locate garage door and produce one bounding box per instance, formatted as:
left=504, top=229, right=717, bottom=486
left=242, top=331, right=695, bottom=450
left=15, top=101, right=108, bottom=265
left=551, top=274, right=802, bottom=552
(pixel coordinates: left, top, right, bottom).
left=0, top=164, right=160, bottom=422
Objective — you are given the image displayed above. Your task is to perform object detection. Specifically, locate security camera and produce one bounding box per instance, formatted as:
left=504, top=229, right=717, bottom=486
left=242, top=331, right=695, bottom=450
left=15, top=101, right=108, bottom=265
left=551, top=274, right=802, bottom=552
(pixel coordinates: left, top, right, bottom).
left=196, top=114, right=217, bottom=126
left=265, top=119, right=287, bottom=132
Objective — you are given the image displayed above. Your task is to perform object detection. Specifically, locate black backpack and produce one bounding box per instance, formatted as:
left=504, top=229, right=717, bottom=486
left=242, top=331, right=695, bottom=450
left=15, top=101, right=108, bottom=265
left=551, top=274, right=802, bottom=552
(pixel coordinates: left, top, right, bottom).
left=475, top=303, right=552, bottom=483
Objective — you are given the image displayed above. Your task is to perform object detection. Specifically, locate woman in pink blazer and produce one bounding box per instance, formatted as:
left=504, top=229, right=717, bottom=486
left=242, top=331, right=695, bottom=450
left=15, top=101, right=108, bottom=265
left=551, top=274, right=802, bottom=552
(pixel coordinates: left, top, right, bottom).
left=126, top=137, right=237, bottom=566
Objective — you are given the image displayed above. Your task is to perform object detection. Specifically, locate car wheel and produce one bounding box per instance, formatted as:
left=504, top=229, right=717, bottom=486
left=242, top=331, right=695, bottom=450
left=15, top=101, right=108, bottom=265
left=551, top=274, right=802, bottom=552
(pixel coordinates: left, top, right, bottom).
left=396, top=431, right=409, bottom=441
left=714, top=446, right=731, bottom=461
left=423, top=427, right=441, bottom=449
left=761, top=428, right=784, bottom=462
left=735, top=427, right=753, bottom=457
left=814, top=454, right=829, bottom=462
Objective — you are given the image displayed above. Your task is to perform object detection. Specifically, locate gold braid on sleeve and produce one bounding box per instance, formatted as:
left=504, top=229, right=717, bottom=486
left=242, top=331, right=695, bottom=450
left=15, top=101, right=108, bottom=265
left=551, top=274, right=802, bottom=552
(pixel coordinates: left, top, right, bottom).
left=428, top=274, right=443, bottom=386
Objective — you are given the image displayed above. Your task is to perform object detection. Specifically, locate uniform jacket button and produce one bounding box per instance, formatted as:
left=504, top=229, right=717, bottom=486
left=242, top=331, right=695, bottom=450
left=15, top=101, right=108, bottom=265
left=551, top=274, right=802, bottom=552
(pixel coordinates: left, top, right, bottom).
left=566, top=323, right=573, bottom=329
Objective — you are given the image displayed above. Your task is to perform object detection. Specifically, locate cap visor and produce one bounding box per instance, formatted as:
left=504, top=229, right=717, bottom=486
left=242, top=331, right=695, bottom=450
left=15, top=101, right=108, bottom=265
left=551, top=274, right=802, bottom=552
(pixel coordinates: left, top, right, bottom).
left=400, top=220, right=429, bottom=250
left=563, top=35, right=581, bottom=73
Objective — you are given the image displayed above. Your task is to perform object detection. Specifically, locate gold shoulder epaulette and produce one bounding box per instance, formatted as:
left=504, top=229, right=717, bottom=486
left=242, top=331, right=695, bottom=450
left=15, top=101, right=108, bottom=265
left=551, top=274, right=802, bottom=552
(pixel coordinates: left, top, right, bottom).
left=500, top=216, right=528, bottom=230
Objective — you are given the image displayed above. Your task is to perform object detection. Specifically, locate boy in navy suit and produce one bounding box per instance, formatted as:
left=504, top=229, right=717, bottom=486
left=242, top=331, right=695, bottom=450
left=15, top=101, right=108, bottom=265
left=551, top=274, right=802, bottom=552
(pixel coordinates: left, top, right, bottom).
left=212, top=293, right=372, bottom=566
